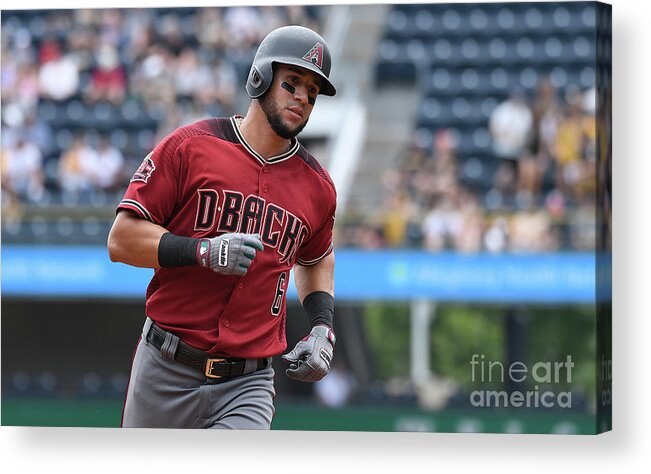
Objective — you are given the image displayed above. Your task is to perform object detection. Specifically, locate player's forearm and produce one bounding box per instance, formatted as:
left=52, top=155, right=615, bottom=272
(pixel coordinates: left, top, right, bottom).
left=294, top=252, right=335, bottom=329
left=294, top=251, right=335, bottom=303
left=107, top=210, right=168, bottom=268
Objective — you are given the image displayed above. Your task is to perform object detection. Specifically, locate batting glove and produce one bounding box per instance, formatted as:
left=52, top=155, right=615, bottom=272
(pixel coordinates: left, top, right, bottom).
left=197, top=233, right=264, bottom=276
left=282, top=325, right=336, bottom=382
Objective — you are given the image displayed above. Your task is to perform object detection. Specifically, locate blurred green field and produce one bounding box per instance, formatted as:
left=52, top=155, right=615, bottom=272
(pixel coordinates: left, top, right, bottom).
left=1, top=398, right=598, bottom=434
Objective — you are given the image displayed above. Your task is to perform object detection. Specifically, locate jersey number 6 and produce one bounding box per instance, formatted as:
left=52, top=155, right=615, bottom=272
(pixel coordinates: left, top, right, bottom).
left=271, top=271, right=287, bottom=317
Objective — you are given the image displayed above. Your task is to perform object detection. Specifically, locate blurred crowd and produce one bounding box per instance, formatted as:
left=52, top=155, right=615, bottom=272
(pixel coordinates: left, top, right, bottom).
left=336, top=77, right=597, bottom=253
left=1, top=6, right=322, bottom=208
left=2, top=7, right=598, bottom=253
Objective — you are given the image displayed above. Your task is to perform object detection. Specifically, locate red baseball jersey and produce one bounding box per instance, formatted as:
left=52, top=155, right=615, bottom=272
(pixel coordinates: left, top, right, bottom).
left=117, top=116, right=336, bottom=358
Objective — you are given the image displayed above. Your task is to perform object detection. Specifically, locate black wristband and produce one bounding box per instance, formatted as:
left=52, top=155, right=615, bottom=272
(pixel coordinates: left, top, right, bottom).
left=302, top=291, right=335, bottom=329
left=158, top=232, right=200, bottom=268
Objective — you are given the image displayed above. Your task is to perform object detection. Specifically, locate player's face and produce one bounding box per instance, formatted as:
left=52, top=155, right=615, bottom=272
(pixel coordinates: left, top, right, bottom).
left=259, top=65, right=321, bottom=140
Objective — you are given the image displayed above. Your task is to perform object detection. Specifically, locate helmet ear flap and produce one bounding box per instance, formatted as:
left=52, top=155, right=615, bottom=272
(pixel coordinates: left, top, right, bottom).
left=246, top=61, right=274, bottom=98
left=250, top=67, right=263, bottom=88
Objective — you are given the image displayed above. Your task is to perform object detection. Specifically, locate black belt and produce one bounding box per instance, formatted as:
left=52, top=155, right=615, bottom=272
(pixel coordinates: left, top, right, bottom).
left=146, top=322, right=270, bottom=381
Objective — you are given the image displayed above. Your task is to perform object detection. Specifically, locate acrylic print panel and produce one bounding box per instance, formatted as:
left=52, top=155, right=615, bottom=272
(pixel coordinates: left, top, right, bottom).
left=0, top=1, right=611, bottom=434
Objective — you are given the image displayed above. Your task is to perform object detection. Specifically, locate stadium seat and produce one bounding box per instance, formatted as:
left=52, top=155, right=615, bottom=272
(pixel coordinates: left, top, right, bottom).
left=110, top=128, right=129, bottom=150
left=65, top=100, right=86, bottom=126
left=406, top=39, right=427, bottom=62
left=581, top=4, right=597, bottom=29
left=413, top=8, right=437, bottom=36
left=38, top=100, right=58, bottom=123
left=82, top=217, right=102, bottom=237
left=56, top=216, right=75, bottom=238
left=552, top=6, right=572, bottom=29
left=487, top=37, right=508, bottom=61
left=518, top=67, right=540, bottom=90
left=495, top=7, right=517, bottom=33
left=579, top=66, right=596, bottom=89
left=386, top=8, right=409, bottom=38
left=468, top=7, right=489, bottom=32
left=441, top=8, right=462, bottom=33
left=573, top=36, right=595, bottom=60
left=55, top=128, right=74, bottom=151
left=430, top=37, right=455, bottom=62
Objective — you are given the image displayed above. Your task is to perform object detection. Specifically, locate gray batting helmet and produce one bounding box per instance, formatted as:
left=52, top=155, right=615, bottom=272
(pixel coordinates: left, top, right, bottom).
left=246, top=25, right=337, bottom=99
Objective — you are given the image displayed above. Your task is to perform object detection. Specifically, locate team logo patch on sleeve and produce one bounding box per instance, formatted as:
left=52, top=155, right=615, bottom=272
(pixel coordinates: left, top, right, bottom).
left=302, top=42, right=324, bottom=70
left=130, top=152, right=156, bottom=183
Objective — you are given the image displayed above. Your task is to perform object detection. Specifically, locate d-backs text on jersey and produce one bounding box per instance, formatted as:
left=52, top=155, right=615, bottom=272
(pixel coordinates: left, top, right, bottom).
left=194, top=189, right=308, bottom=265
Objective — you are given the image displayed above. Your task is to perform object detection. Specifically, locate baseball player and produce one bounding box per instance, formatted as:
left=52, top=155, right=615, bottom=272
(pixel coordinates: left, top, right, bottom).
left=107, top=25, right=337, bottom=429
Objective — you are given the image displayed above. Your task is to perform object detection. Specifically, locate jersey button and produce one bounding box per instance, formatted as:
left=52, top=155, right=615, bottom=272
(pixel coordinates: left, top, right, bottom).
left=223, top=320, right=230, bottom=327
left=239, top=283, right=244, bottom=290
left=263, top=166, right=269, bottom=173
left=263, top=185, right=269, bottom=193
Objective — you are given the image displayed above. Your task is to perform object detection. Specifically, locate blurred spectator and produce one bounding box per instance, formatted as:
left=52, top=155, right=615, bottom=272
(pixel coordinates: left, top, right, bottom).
left=259, top=6, right=289, bottom=35
left=196, top=8, right=226, bottom=50
left=98, top=9, right=125, bottom=48
left=554, top=88, right=595, bottom=202
left=84, top=44, right=127, bottom=104
left=380, top=191, right=418, bottom=247
left=65, top=26, right=97, bottom=73
left=154, top=103, right=184, bottom=143
left=57, top=135, right=97, bottom=200
left=211, top=56, right=238, bottom=115
left=532, top=76, right=561, bottom=158
left=37, top=40, right=80, bottom=101
left=1, top=136, right=45, bottom=203
left=130, top=44, right=176, bottom=107
left=483, top=215, right=509, bottom=253
left=4, top=63, right=40, bottom=109
left=286, top=5, right=320, bottom=31
left=174, top=48, right=214, bottom=98
left=491, top=160, right=517, bottom=202
left=569, top=205, right=596, bottom=250
left=429, top=130, right=459, bottom=202
left=421, top=186, right=484, bottom=253
left=2, top=103, right=53, bottom=156
left=508, top=209, right=557, bottom=252
left=122, top=10, right=156, bottom=66
left=223, top=7, right=263, bottom=50
left=181, top=100, right=212, bottom=125
left=489, top=89, right=533, bottom=160
left=14, top=109, right=54, bottom=157
left=158, top=13, right=185, bottom=56
left=353, top=222, right=385, bottom=249
left=453, top=190, right=484, bottom=253
left=516, top=151, right=543, bottom=202
left=88, top=135, right=125, bottom=192
left=422, top=195, right=460, bottom=252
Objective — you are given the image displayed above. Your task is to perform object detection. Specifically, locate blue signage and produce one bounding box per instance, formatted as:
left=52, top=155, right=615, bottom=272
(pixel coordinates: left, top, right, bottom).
left=1, top=246, right=596, bottom=303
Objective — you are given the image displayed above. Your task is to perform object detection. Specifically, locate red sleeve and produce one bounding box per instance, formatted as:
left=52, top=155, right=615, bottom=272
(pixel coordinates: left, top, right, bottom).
left=296, top=200, right=336, bottom=266
left=117, top=130, right=184, bottom=226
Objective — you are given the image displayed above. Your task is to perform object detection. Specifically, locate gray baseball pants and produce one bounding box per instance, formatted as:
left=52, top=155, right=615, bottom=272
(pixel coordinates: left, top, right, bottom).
left=121, top=318, right=276, bottom=429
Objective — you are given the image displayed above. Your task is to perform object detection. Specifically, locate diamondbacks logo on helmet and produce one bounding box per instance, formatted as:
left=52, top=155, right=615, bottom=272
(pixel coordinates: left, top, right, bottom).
left=131, top=152, right=156, bottom=183
left=302, top=43, right=324, bottom=70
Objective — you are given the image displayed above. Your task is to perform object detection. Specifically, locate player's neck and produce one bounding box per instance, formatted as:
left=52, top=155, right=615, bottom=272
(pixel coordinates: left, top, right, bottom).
left=239, top=107, right=292, bottom=160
